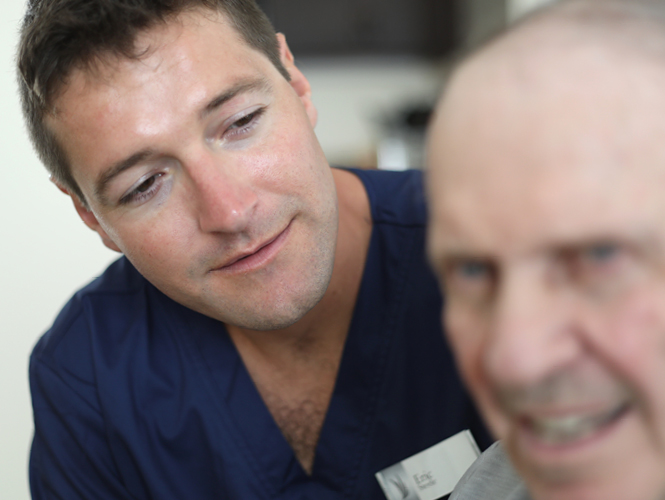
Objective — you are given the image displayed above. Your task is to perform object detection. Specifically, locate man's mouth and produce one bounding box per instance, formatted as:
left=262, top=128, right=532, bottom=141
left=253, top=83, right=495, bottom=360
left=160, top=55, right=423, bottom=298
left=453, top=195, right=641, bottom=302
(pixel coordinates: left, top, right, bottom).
left=521, top=402, right=630, bottom=446
left=215, top=221, right=293, bottom=274
left=224, top=233, right=280, bottom=267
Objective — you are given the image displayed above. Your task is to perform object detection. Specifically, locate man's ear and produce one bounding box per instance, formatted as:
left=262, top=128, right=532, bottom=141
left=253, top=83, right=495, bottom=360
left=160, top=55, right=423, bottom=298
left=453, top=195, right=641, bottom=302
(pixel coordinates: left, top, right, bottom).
left=52, top=179, right=122, bottom=253
left=276, top=33, right=318, bottom=127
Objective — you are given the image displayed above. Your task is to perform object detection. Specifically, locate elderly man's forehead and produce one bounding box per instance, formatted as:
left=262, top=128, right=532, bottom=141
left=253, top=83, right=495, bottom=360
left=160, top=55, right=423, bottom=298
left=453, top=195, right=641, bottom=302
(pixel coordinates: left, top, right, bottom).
left=446, top=0, right=665, bottom=94
left=427, top=1, right=665, bottom=246
left=430, top=6, right=665, bottom=183
left=450, top=16, right=665, bottom=103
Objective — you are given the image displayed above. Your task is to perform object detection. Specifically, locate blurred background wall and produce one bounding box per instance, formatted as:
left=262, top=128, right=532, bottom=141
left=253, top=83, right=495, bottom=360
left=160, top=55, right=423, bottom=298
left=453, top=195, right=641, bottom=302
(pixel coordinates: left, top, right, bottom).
left=0, top=0, right=552, bottom=497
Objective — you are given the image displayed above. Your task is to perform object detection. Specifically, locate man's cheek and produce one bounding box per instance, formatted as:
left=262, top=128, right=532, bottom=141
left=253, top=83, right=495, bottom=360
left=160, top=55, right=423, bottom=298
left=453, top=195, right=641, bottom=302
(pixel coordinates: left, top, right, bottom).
left=446, top=303, right=484, bottom=344
left=445, top=307, right=485, bottom=382
left=592, top=289, right=665, bottom=418
left=606, top=290, right=664, bottom=369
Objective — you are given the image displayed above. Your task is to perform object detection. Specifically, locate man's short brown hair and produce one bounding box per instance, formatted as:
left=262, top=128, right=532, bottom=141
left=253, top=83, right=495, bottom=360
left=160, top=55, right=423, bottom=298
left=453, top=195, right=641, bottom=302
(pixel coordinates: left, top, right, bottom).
left=17, top=0, right=290, bottom=204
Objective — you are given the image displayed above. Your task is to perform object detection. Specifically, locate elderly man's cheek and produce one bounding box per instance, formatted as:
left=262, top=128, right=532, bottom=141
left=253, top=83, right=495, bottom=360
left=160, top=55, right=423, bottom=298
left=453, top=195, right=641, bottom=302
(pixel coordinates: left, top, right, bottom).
left=602, top=291, right=665, bottom=416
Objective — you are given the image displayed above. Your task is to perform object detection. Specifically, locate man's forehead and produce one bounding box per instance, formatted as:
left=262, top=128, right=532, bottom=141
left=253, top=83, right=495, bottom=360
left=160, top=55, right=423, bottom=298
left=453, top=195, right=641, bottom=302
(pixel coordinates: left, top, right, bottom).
left=443, top=7, right=665, bottom=117
left=49, top=7, right=238, bottom=110
left=430, top=27, right=665, bottom=194
left=429, top=108, right=665, bottom=249
left=429, top=63, right=665, bottom=258
left=429, top=199, right=665, bottom=281
left=49, top=6, right=264, bottom=128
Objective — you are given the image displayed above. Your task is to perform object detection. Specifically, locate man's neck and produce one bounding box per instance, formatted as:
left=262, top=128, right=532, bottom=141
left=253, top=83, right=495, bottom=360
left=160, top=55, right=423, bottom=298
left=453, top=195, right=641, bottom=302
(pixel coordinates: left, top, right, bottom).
left=226, top=168, right=372, bottom=473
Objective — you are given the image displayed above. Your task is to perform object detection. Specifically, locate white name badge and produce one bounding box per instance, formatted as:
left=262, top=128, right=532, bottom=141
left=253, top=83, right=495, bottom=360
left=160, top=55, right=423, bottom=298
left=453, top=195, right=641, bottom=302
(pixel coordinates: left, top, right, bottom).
left=375, top=430, right=480, bottom=500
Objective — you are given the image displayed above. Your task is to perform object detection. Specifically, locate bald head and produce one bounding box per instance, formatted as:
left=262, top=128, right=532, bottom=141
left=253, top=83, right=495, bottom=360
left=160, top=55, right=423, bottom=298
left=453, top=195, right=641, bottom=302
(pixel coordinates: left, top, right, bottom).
left=429, top=0, right=665, bottom=248
left=427, top=2, right=665, bottom=500
left=468, top=0, right=665, bottom=75
left=431, top=0, right=665, bottom=182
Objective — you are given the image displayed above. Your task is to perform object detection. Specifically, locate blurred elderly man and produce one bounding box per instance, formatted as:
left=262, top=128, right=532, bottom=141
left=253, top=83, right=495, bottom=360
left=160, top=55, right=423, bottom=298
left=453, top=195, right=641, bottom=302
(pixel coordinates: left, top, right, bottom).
left=427, top=1, right=665, bottom=499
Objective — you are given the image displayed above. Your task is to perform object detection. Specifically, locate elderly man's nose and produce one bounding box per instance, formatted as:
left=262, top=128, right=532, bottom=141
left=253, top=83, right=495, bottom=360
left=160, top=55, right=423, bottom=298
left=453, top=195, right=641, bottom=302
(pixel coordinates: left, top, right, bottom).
left=484, top=273, right=581, bottom=389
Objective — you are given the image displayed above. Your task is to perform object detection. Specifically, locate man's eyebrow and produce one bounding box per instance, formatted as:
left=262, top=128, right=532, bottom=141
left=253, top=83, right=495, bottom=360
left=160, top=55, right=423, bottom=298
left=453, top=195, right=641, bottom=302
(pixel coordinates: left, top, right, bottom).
left=95, top=149, right=157, bottom=204
left=200, top=77, right=273, bottom=119
left=93, top=77, right=273, bottom=204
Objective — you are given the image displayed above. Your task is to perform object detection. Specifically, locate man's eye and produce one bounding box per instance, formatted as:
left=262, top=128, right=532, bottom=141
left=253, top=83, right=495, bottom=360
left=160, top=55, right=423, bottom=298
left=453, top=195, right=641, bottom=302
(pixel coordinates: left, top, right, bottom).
left=582, top=243, right=619, bottom=263
left=455, top=261, right=491, bottom=279
left=226, top=107, right=265, bottom=137
left=230, top=111, right=258, bottom=129
left=570, top=242, right=631, bottom=295
left=135, top=176, right=156, bottom=194
left=573, top=243, right=623, bottom=274
left=444, top=258, right=495, bottom=303
left=120, top=173, right=164, bottom=205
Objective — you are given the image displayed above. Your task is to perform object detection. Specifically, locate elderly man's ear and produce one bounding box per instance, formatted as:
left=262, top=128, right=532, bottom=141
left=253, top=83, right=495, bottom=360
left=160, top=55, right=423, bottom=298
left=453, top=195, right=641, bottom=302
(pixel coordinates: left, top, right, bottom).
left=276, top=33, right=318, bottom=128
left=51, top=178, right=122, bottom=253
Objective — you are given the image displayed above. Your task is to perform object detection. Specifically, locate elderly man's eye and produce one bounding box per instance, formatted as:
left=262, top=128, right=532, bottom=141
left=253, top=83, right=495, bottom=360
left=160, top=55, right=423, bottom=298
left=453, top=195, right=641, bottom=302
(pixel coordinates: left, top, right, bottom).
left=570, top=242, right=631, bottom=293
left=576, top=243, right=623, bottom=273
left=584, top=243, right=619, bottom=263
left=444, top=258, right=495, bottom=302
left=455, top=260, right=491, bottom=279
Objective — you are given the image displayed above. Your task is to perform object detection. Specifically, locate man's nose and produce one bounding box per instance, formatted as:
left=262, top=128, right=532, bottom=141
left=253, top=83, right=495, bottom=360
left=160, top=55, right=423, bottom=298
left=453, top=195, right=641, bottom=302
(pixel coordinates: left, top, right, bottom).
left=188, top=154, right=258, bottom=233
left=484, top=269, right=582, bottom=389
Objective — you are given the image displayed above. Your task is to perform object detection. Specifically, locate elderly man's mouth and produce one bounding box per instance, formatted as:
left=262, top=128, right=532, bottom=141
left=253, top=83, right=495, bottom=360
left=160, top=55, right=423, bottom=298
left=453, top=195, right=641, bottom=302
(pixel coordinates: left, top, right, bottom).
left=520, top=402, right=631, bottom=446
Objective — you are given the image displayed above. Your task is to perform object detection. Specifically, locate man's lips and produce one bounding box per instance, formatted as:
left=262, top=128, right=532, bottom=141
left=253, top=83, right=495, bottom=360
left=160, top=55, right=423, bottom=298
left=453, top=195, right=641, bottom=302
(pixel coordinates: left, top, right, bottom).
left=517, top=401, right=631, bottom=447
left=214, top=221, right=292, bottom=274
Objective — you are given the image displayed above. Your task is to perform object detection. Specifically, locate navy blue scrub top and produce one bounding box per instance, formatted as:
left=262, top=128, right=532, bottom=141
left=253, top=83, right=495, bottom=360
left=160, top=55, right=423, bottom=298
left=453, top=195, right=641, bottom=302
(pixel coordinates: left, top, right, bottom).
left=29, top=168, right=490, bottom=499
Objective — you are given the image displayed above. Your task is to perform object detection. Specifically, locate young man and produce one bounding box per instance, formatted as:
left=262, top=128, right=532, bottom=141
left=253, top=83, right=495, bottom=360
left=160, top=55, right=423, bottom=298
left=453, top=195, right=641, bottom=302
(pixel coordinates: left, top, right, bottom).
left=19, top=0, right=488, bottom=498
left=427, top=1, right=665, bottom=499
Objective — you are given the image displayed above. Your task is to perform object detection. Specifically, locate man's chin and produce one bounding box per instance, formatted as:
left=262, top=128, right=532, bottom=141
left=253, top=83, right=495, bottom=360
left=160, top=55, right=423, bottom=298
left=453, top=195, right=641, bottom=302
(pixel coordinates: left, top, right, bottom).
left=231, top=310, right=309, bottom=332
left=220, top=289, right=329, bottom=332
